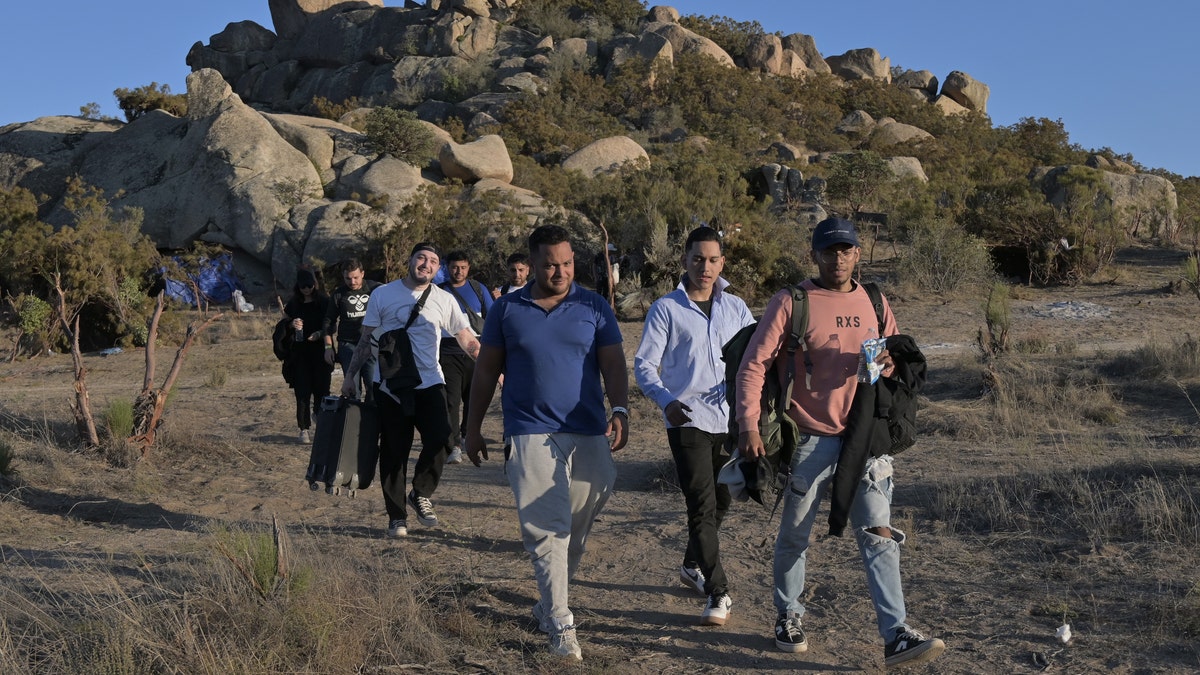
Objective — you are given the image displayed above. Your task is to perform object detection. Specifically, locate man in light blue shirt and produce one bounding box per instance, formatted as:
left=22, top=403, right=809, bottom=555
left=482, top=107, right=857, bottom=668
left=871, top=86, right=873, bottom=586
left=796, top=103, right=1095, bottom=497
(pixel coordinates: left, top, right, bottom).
left=634, top=226, right=754, bottom=627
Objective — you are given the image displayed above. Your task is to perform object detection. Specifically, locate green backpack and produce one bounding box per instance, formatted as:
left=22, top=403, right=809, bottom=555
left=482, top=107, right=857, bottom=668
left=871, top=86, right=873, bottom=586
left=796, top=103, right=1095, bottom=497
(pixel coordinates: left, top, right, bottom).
left=722, top=282, right=885, bottom=504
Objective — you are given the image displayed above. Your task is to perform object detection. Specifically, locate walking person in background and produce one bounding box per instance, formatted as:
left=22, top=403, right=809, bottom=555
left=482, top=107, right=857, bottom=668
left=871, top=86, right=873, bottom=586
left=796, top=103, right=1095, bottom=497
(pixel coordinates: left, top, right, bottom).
left=634, top=226, right=754, bottom=626
left=438, top=250, right=493, bottom=465
left=340, top=243, right=479, bottom=538
left=491, top=251, right=530, bottom=298
left=464, top=224, right=629, bottom=662
left=736, top=217, right=944, bottom=668
left=324, top=258, right=380, bottom=403
left=284, top=266, right=333, bottom=444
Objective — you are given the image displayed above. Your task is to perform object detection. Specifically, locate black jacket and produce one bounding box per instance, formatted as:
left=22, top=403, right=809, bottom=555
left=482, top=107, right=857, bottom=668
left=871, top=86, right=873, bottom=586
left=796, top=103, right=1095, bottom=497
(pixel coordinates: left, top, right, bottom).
left=828, top=334, right=927, bottom=536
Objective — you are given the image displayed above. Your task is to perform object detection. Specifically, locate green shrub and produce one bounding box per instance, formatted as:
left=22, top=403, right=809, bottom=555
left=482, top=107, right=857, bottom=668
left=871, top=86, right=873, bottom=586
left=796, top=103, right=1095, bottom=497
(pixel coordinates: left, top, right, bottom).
left=0, top=438, right=16, bottom=478
left=895, top=218, right=995, bottom=294
left=310, top=95, right=362, bottom=121
left=113, top=82, right=187, bottom=121
left=980, top=283, right=1011, bottom=355
left=364, top=107, right=438, bottom=166
left=205, top=367, right=229, bottom=389
left=103, top=399, right=135, bottom=440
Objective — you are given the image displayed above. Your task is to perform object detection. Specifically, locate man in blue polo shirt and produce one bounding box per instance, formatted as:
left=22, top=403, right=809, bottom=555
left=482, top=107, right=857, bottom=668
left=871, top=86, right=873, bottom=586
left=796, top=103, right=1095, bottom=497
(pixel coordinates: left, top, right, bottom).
left=634, top=226, right=755, bottom=627
left=464, top=224, right=629, bottom=662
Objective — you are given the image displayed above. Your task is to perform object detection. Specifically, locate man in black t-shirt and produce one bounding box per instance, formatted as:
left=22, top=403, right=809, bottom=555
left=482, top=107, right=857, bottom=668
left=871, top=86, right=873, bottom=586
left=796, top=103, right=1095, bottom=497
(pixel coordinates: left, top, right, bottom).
left=324, top=258, right=381, bottom=402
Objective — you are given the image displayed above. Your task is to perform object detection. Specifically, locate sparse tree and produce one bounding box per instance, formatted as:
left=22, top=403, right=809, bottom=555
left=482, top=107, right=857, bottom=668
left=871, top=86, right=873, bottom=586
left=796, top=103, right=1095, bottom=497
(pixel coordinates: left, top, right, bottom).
left=0, top=178, right=157, bottom=446
left=113, top=82, right=187, bottom=122
left=825, top=151, right=892, bottom=216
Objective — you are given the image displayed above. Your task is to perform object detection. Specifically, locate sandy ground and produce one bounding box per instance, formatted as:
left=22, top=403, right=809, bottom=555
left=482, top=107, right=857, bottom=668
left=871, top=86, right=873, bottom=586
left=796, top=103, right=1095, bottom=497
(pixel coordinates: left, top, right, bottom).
left=2, top=245, right=1199, bottom=673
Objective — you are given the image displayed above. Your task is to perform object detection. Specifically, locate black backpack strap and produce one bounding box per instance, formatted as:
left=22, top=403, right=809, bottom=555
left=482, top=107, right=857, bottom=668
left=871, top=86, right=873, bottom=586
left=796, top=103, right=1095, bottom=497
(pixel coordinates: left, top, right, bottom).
left=442, top=281, right=486, bottom=319
left=862, top=281, right=886, bottom=335
left=469, top=279, right=487, bottom=319
left=405, top=285, right=433, bottom=329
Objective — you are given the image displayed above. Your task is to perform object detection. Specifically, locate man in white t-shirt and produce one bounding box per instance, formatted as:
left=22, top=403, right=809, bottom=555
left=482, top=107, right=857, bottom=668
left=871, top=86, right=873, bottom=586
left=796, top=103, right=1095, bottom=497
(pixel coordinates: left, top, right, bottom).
left=341, top=242, right=479, bottom=538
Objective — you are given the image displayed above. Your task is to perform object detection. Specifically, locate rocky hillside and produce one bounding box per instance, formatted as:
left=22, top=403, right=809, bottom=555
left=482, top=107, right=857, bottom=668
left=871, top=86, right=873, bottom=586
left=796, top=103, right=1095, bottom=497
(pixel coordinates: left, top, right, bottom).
left=0, top=0, right=1182, bottom=298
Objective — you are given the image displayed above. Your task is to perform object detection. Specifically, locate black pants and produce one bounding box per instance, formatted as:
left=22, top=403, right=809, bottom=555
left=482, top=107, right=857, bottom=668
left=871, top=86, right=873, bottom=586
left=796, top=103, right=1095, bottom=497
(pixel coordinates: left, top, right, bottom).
left=292, top=356, right=332, bottom=430
left=376, top=383, right=452, bottom=520
left=668, top=427, right=732, bottom=596
left=439, top=347, right=473, bottom=445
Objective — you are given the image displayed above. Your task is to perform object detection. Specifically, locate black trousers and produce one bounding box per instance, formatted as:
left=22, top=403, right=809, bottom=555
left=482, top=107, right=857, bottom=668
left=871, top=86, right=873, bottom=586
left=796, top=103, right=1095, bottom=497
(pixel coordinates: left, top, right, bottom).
left=375, top=383, right=452, bottom=521
left=439, top=347, right=473, bottom=445
left=668, top=426, right=732, bottom=596
left=292, top=356, right=332, bottom=430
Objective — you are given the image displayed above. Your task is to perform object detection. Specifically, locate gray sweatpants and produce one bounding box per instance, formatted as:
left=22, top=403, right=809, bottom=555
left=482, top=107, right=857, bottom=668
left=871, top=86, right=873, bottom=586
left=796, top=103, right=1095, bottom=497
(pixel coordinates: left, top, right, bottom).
left=508, top=432, right=617, bottom=630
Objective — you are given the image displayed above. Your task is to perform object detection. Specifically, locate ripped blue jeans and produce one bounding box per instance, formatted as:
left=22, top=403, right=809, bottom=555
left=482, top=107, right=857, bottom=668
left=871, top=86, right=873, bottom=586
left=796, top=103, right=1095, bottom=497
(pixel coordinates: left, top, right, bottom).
left=773, top=434, right=908, bottom=639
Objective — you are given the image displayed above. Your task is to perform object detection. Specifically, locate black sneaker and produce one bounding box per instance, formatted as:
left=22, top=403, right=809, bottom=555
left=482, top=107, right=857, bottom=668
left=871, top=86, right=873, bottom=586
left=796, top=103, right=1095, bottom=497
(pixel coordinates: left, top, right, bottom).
left=884, top=627, right=945, bottom=668
left=774, top=613, right=808, bottom=653
left=407, top=490, right=438, bottom=527
left=387, top=519, right=407, bottom=538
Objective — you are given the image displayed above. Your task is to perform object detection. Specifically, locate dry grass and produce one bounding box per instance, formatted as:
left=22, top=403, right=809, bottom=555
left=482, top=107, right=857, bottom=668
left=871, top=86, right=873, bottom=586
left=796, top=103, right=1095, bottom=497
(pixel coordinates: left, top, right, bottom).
left=0, top=521, right=535, bottom=674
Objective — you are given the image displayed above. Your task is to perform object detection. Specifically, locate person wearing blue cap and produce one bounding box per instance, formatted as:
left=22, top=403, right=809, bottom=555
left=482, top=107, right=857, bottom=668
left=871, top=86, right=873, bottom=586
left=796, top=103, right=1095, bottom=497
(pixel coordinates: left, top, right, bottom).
left=735, top=217, right=945, bottom=668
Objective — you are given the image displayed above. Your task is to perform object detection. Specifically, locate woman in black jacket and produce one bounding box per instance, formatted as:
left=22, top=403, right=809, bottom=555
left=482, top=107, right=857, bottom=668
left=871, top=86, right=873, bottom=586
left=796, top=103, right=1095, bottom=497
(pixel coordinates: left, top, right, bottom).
left=283, top=267, right=334, bottom=444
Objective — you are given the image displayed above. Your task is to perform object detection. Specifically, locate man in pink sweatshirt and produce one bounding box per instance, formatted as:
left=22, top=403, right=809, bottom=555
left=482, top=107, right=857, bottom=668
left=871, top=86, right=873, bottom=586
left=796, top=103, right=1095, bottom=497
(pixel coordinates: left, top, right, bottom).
left=736, top=217, right=945, bottom=669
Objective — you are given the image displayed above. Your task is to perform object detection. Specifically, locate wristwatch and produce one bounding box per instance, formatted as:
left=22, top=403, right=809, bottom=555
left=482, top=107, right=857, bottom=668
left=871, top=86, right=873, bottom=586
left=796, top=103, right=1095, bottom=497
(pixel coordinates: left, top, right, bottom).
left=610, top=406, right=629, bottom=418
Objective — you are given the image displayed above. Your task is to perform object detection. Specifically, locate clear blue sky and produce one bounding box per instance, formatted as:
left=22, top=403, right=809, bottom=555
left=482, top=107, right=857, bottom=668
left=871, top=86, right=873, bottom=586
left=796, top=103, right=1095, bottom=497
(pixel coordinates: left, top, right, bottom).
left=2, top=1, right=1196, bottom=177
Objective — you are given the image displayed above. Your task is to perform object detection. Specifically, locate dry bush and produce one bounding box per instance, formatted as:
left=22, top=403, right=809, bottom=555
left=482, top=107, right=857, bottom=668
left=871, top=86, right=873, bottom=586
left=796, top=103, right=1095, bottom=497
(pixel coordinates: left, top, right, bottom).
left=0, top=522, right=526, bottom=673
left=1103, top=333, right=1200, bottom=380
left=986, top=354, right=1124, bottom=434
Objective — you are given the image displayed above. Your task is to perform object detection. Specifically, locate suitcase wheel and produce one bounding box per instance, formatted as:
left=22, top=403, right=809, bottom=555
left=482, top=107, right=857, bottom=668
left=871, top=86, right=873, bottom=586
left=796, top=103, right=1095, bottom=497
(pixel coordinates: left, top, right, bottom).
left=347, top=489, right=357, bottom=498
left=308, top=481, right=321, bottom=491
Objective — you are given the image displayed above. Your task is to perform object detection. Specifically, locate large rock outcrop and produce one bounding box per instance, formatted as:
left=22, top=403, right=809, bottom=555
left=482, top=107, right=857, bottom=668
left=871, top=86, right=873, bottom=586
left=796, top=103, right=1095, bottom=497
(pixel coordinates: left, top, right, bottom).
left=940, top=71, right=989, bottom=113
left=825, top=48, right=891, bottom=82
left=58, top=70, right=322, bottom=265
left=561, top=137, right=650, bottom=178
left=1030, top=165, right=1178, bottom=237
left=268, top=0, right=384, bottom=40
left=438, top=134, right=514, bottom=183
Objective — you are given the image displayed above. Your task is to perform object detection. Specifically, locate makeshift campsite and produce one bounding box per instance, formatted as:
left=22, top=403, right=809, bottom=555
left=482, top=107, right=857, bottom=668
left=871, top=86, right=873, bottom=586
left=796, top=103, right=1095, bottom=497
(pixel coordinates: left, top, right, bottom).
left=161, top=253, right=245, bottom=307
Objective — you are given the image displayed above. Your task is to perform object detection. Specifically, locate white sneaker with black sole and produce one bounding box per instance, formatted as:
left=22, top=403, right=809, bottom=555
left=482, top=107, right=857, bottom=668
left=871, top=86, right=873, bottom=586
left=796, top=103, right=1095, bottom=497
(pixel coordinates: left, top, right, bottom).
left=700, top=592, right=732, bottom=626
left=407, top=490, right=438, bottom=527
left=679, top=565, right=706, bottom=596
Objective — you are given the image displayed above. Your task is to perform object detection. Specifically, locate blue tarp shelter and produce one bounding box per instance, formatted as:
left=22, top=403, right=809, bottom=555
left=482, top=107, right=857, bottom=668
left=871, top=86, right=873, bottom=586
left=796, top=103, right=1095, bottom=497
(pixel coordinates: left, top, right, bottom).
left=162, top=253, right=244, bottom=306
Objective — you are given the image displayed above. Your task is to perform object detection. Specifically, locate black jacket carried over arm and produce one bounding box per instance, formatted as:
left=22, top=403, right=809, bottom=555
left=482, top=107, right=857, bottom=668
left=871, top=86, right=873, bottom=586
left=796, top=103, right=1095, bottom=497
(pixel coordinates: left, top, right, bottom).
left=828, top=334, right=927, bottom=536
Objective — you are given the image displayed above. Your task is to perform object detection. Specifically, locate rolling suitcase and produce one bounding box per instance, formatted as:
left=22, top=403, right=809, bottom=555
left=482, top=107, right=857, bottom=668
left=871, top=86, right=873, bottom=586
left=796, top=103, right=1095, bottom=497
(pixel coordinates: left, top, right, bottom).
left=304, top=396, right=380, bottom=496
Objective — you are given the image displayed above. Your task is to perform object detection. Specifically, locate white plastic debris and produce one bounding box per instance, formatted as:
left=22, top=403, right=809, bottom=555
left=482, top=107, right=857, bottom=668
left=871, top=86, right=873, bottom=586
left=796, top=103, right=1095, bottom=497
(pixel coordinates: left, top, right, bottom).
left=233, top=289, right=254, bottom=312
left=1056, top=623, right=1072, bottom=643
left=99, top=347, right=123, bottom=356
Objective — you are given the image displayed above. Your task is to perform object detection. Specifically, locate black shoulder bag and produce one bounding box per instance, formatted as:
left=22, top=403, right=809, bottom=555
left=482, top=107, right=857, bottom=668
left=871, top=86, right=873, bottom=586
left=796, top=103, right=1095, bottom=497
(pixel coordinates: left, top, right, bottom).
left=376, top=285, right=432, bottom=392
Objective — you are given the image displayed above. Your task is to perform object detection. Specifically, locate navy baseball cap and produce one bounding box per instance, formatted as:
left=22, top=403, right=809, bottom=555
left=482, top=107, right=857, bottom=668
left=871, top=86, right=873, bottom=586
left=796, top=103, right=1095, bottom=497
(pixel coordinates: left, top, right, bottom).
left=811, top=217, right=860, bottom=251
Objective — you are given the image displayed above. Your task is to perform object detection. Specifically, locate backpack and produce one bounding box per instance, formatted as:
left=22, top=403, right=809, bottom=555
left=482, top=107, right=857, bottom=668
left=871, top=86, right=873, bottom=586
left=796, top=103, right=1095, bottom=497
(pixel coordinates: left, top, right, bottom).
left=442, top=279, right=487, bottom=334
left=721, top=281, right=886, bottom=504
left=272, top=318, right=293, bottom=361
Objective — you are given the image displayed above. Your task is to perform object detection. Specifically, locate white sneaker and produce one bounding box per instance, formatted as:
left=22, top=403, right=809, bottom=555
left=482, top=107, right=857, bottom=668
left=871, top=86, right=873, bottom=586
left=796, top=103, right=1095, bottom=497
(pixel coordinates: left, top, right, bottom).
left=446, top=447, right=463, bottom=464
left=548, top=625, right=582, bottom=661
left=387, top=519, right=407, bottom=538
left=700, top=593, right=732, bottom=626
left=679, top=565, right=706, bottom=596
left=299, top=429, right=311, bottom=444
